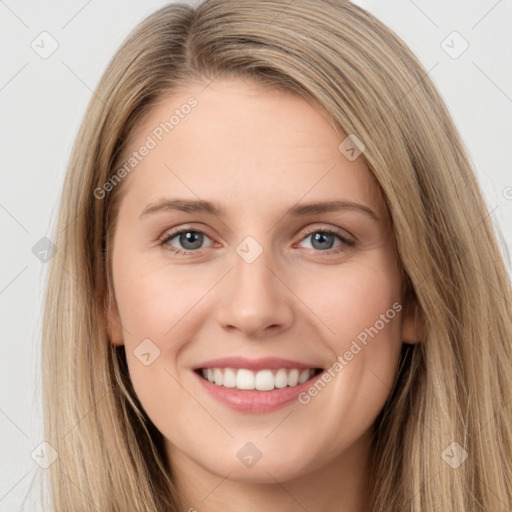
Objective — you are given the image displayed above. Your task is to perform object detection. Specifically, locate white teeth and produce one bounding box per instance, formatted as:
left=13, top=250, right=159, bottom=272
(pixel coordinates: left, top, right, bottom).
left=223, top=368, right=237, bottom=388
left=214, top=368, right=223, bottom=386
left=288, top=369, right=299, bottom=386
left=298, top=369, right=310, bottom=384
left=255, top=370, right=274, bottom=391
left=274, top=368, right=288, bottom=388
left=201, top=367, right=316, bottom=390
left=237, top=369, right=255, bottom=390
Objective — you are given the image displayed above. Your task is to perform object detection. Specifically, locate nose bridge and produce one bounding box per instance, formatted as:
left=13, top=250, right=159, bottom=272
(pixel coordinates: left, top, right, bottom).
left=215, top=237, right=294, bottom=336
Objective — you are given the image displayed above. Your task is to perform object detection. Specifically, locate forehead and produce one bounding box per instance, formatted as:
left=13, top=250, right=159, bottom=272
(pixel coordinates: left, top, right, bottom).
left=117, top=78, right=385, bottom=220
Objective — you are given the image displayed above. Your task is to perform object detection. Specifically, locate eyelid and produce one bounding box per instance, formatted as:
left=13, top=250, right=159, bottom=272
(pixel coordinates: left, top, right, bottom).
left=159, top=224, right=216, bottom=247
left=299, top=223, right=356, bottom=242
left=159, top=223, right=355, bottom=242
left=159, top=222, right=212, bottom=238
left=159, top=223, right=356, bottom=254
left=295, top=226, right=356, bottom=252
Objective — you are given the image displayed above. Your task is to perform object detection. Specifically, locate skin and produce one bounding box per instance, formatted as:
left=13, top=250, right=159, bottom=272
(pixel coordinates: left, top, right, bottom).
left=106, top=77, right=422, bottom=512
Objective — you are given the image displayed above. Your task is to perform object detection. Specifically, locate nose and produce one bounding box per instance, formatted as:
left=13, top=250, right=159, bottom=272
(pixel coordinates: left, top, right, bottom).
left=214, top=248, right=295, bottom=339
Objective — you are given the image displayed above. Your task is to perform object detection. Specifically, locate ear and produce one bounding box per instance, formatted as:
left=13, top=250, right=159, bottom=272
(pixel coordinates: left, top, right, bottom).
left=104, top=291, right=124, bottom=346
left=400, top=299, right=424, bottom=345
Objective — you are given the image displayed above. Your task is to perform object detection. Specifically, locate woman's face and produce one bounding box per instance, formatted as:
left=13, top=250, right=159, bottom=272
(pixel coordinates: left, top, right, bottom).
left=107, top=78, right=421, bottom=485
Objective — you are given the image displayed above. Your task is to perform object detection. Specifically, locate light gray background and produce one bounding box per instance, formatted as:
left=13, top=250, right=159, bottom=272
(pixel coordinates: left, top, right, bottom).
left=1, top=0, right=511, bottom=510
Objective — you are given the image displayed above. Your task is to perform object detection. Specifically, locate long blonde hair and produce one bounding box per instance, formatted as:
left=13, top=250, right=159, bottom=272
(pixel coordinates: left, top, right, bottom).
left=41, top=1, right=512, bottom=510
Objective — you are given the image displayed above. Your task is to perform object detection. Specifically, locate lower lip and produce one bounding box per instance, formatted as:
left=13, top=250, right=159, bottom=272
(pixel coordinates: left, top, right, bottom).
left=193, top=370, right=323, bottom=414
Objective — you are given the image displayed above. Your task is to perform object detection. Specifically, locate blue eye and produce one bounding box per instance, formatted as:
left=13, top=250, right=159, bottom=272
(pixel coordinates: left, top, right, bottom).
left=160, top=229, right=213, bottom=254
left=298, top=228, right=356, bottom=252
left=160, top=227, right=356, bottom=255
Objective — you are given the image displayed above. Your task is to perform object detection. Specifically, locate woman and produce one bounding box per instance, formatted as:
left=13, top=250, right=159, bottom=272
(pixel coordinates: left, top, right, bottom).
left=41, top=0, right=512, bottom=510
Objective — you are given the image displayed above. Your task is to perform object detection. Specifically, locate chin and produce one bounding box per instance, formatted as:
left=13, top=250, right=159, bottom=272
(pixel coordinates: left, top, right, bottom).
left=199, top=449, right=318, bottom=483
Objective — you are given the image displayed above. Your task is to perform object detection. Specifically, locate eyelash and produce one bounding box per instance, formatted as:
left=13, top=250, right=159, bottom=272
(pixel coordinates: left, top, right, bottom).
left=159, top=226, right=356, bottom=256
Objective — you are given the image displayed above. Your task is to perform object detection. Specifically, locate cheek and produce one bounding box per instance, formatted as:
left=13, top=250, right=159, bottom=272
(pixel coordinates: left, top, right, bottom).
left=294, top=261, right=404, bottom=421
left=113, top=255, right=207, bottom=342
left=111, top=257, right=201, bottom=406
left=300, top=260, right=403, bottom=353
left=115, top=268, right=196, bottom=429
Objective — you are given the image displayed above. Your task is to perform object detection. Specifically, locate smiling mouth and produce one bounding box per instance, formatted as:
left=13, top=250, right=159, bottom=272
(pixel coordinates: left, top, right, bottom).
left=195, top=367, right=324, bottom=391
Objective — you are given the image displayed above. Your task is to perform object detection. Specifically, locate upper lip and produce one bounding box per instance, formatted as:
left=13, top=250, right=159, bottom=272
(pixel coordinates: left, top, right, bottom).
left=193, top=356, right=323, bottom=371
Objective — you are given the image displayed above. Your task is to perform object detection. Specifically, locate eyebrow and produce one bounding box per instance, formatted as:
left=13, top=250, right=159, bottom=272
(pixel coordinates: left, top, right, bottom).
left=139, top=198, right=379, bottom=222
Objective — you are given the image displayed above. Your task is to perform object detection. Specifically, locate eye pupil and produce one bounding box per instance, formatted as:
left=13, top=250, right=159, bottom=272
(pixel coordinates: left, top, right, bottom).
left=165, top=228, right=348, bottom=255
left=180, top=231, right=203, bottom=250
left=311, top=232, right=335, bottom=250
